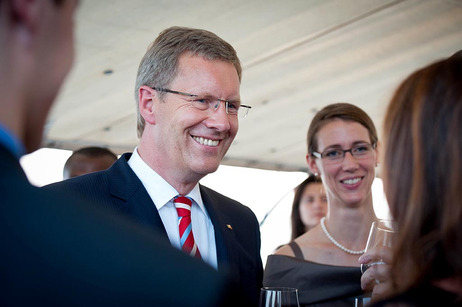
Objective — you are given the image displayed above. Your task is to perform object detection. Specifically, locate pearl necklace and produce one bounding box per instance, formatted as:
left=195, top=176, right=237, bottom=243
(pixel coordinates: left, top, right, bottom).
left=320, top=217, right=365, bottom=255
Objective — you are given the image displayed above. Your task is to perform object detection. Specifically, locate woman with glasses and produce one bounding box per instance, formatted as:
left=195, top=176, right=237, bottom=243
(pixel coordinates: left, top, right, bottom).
left=264, top=103, right=379, bottom=306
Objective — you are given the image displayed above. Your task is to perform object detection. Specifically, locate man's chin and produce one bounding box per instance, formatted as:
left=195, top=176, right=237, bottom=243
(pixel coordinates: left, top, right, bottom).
left=192, top=161, right=221, bottom=176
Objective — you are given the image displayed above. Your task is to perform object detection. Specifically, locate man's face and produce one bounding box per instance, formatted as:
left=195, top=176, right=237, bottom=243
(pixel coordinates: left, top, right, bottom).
left=149, top=54, right=240, bottom=183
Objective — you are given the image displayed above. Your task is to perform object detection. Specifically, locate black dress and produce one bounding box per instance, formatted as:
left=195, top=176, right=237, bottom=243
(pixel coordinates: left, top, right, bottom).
left=263, top=241, right=365, bottom=306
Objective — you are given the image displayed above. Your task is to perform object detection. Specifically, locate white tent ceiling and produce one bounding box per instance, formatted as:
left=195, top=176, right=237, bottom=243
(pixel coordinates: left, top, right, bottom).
left=45, top=0, right=462, bottom=173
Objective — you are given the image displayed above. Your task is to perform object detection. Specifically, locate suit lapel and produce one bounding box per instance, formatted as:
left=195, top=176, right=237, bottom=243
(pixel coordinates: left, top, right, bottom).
left=104, top=153, right=169, bottom=240
left=200, top=185, right=240, bottom=280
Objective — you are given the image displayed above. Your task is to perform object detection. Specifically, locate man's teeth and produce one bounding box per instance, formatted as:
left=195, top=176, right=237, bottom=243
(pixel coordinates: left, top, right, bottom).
left=342, top=178, right=361, bottom=185
left=193, top=136, right=219, bottom=147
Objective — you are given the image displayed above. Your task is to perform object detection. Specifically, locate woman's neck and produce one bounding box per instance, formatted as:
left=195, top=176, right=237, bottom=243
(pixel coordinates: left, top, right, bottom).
left=324, top=202, right=376, bottom=248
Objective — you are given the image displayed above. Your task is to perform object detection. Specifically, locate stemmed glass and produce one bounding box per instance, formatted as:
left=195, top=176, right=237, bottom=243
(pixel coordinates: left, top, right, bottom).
left=355, top=220, right=397, bottom=306
left=360, top=219, right=397, bottom=274
left=259, top=287, right=300, bottom=307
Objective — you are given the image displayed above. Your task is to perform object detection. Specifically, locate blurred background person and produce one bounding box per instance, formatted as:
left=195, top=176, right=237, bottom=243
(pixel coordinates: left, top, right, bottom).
left=367, top=53, right=462, bottom=306
left=264, top=103, right=379, bottom=306
left=63, top=146, right=118, bottom=179
left=290, top=174, right=327, bottom=240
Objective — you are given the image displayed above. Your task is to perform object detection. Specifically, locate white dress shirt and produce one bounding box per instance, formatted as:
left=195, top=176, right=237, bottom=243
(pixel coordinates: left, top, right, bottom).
left=127, top=148, right=217, bottom=269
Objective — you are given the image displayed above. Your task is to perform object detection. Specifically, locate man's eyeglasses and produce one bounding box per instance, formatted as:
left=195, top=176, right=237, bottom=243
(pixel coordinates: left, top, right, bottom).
left=152, top=87, right=251, bottom=118
left=312, top=143, right=376, bottom=164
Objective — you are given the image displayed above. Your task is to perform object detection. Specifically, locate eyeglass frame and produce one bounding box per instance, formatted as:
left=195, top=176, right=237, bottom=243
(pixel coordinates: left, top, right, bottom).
left=311, top=142, right=377, bottom=163
left=151, top=87, right=251, bottom=118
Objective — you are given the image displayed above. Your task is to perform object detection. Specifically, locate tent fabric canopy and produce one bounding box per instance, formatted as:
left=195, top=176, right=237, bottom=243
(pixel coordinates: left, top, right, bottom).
left=46, top=0, right=462, bottom=172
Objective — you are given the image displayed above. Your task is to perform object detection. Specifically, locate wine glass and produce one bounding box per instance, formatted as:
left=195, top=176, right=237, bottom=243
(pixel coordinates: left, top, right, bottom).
left=259, top=287, right=300, bottom=307
left=360, top=219, right=397, bottom=274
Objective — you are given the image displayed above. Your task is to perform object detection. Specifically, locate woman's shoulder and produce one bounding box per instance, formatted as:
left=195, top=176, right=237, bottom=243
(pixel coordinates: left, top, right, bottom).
left=274, top=241, right=301, bottom=258
left=274, top=244, right=292, bottom=255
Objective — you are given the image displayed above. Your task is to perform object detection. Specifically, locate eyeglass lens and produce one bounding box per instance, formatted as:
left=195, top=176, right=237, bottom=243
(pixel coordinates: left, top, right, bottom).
left=321, top=144, right=373, bottom=162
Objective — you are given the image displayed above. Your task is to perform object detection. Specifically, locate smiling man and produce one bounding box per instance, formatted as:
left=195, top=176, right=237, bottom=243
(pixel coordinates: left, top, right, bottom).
left=45, top=26, right=263, bottom=305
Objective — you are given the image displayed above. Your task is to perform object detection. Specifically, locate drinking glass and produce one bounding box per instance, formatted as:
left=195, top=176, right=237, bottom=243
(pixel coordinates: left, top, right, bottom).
left=259, top=287, right=300, bottom=307
left=354, top=295, right=371, bottom=307
left=360, top=219, right=397, bottom=274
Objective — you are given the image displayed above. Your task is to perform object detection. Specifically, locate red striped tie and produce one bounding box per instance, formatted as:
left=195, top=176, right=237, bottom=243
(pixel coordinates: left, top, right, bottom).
left=174, top=196, right=201, bottom=259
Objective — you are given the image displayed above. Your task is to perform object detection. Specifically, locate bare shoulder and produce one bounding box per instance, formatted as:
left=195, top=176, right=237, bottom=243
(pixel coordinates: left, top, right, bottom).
left=273, top=229, right=320, bottom=258
left=296, top=225, right=323, bottom=247
left=274, top=244, right=295, bottom=257
left=293, top=226, right=335, bottom=263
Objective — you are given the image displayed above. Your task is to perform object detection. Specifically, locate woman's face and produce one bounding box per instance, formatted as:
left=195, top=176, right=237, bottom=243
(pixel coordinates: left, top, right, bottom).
left=308, top=120, right=377, bottom=207
left=299, top=182, right=327, bottom=230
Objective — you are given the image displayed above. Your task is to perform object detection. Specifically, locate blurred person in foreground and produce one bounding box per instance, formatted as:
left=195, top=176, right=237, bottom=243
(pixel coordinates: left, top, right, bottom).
left=0, top=0, right=237, bottom=305
left=63, top=146, right=118, bottom=179
left=366, top=53, right=462, bottom=306
left=290, top=174, right=327, bottom=240
left=264, top=103, right=379, bottom=305
left=45, top=26, right=263, bottom=305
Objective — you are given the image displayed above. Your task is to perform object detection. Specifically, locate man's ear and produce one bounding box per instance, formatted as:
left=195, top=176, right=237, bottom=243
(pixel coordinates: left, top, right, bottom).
left=306, top=154, right=320, bottom=175
left=138, top=85, right=156, bottom=125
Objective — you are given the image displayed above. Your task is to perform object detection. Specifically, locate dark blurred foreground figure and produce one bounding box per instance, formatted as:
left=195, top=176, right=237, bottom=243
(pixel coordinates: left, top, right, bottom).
left=370, top=53, right=462, bottom=306
left=0, top=1, right=238, bottom=305
left=63, top=146, right=118, bottom=179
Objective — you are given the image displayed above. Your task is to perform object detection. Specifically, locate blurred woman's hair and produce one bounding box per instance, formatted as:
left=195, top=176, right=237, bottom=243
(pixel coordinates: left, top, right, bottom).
left=383, top=54, right=462, bottom=293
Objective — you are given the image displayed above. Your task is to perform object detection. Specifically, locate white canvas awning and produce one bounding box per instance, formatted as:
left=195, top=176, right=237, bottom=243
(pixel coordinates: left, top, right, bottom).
left=46, top=0, right=462, bottom=173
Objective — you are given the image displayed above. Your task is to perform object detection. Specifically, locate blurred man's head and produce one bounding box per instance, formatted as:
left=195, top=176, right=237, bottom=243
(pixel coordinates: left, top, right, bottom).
left=63, top=147, right=117, bottom=179
left=0, top=0, right=78, bottom=153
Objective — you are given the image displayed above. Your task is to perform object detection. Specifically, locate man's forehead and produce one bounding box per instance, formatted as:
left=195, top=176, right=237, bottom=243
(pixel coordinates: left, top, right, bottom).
left=171, top=55, right=240, bottom=95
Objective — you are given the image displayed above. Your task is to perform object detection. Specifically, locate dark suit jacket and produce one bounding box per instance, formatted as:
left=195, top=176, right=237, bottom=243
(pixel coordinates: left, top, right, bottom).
left=0, top=145, right=236, bottom=306
left=45, top=153, right=264, bottom=305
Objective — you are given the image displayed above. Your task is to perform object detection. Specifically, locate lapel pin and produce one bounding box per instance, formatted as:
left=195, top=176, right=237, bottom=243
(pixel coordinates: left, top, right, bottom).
left=226, top=224, right=233, bottom=230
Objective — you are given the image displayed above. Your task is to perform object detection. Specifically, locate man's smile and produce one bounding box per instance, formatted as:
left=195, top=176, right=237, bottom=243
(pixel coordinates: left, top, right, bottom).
left=192, top=136, right=220, bottom=147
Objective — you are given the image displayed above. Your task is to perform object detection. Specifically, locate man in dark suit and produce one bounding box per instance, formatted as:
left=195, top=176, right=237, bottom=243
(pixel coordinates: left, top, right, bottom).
left=0, top=1, right=236, bottom=305
left=45, top=26, right=263, bottom=304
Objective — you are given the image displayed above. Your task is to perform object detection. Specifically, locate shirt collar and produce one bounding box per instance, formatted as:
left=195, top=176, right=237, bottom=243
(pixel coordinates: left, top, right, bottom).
left=127, top=147, right=206, bottom=212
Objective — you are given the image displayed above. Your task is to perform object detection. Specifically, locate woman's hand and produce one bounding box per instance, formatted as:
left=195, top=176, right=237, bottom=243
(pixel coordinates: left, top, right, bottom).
left=359, top=246, right=393, bottom=301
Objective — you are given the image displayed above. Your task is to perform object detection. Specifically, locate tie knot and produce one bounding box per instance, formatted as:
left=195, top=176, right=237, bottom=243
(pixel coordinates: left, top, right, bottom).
left=174, top=196, right=192, bottom=217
